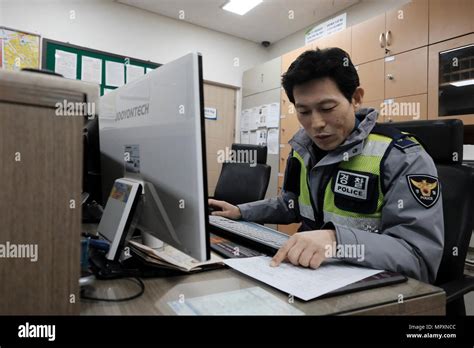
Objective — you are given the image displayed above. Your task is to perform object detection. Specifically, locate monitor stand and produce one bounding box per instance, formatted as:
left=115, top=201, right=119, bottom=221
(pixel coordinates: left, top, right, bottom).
left=128, top=180, right=181, bottom=251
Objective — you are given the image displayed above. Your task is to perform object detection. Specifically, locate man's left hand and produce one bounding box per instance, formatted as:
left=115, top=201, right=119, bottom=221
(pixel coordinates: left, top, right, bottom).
left=270, top=229, right=337, bottom=269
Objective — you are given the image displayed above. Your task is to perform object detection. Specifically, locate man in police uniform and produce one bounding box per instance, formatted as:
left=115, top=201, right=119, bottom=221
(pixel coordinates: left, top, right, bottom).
left=209, top=48, right=444, bottom=284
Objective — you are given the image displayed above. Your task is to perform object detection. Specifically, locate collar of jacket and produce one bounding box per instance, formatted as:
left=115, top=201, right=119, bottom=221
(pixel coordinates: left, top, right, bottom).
left=288, top=108, right=379, bottom=168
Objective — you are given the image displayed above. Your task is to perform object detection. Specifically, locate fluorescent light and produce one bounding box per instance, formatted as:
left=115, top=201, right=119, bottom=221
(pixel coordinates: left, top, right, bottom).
left=222, top=0, right=262, bottom=15
left=450, top=79, right=474, bottom=87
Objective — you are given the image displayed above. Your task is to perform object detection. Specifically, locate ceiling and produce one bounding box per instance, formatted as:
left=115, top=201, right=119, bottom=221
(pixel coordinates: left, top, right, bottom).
left=116, top=0, right=359, bottom=44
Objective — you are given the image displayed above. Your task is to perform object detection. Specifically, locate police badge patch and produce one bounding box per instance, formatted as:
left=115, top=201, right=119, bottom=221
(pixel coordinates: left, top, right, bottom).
left=406, top=174, right=440, bottom=208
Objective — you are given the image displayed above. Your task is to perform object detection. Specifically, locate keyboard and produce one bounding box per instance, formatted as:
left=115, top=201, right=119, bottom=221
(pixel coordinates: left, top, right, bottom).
left=208, top=215, right=289, bottom=253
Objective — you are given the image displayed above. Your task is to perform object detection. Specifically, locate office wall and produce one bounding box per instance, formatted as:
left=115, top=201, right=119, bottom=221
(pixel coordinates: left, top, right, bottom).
left=266, top=0, right=410, bottom=60
left=0, top=0, right=268, bottom=88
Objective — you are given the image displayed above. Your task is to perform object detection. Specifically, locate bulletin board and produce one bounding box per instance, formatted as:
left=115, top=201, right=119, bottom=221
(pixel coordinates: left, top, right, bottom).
left=42, top=38, right=161, bottom=95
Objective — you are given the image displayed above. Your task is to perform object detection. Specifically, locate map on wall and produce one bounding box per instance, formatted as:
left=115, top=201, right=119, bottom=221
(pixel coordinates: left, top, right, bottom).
left=0, top=27, right=40, bottom=71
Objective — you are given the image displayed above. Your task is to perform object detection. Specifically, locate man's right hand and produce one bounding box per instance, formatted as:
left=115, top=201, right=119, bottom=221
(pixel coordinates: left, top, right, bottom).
left=208, top=199, right=241, bottom=220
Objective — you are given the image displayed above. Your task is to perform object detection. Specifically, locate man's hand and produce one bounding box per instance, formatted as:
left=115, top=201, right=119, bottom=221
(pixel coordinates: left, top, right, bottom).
left=208, top=199, right=242, bottom=220
left=270, top=229, right=337, bottom=269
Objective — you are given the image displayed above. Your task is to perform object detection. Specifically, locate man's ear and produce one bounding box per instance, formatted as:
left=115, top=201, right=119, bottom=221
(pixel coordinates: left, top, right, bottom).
left=352, top=87, right=364, bottom=108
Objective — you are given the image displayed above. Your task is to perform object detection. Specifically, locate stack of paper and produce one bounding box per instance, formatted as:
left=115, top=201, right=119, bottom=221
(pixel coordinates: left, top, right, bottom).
left=224, top=256, right=383, bottom=301
left=129, top=240, right=224, bottom=272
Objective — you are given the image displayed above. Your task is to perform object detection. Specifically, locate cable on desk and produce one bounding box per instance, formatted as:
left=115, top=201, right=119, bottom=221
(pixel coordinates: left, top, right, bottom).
left=80, top=277, right=145, bottom=302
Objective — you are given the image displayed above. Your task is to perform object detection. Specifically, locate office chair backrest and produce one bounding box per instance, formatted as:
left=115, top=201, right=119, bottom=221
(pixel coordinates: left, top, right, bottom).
left=213, top=144, right=271, bottom=206
left=387, top=120, right=474, bottom=285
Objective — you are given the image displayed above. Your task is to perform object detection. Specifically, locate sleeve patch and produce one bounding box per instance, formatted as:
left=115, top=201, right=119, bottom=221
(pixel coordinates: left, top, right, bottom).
left=406, top=174, right=440, bottom=208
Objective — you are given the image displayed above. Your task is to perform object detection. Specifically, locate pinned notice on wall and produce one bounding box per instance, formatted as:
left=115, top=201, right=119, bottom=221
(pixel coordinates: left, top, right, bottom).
left=267, top=129, right=279, bottom=154
left=105, top=61, right=125, bottom=87
left=241, top=109, right=250, bottom=131
left=241, top=132, right=250, bottom=144
left=305, top=13, right=346, bottom=45
left=249, top=107, right=259, bottom=131
left=267, top=103, right=280, bottom=128
left=54, top=50, right=77, bottom=79
left=81, top=56, right=102, bottom=84
left=126, top=64, right=145, bottom=83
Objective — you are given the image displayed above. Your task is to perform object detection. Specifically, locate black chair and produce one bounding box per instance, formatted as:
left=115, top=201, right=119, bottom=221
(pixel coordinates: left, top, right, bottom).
left=387, top=119, right=474, bottom=315
left=213, top=144, right=271, bottom=206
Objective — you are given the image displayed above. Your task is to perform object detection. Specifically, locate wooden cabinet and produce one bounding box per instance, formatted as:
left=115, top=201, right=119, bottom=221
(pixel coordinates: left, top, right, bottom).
left=0, top=70, right=95, bottom=314
left=279, top=144, right=291, bottom=173
left=313, top=28, right=352, bottom=56
left=384, top=47, right=428, bottom=99
left=242, top=57, right=282, bottom=97
left=352, top=0, right=428, bottom=65
left=351, top=13, right=386, bottom=65
left=381, top=94, right=428, bottom=123
left=428, top=34, right=474, bottom=124
left=280, top=114, right=301, bottom=145
left=385, top=0, right=428, bottom=55
left=429, top=0, right=474, bottom=44
left=356, top=59, right=385, bottom=102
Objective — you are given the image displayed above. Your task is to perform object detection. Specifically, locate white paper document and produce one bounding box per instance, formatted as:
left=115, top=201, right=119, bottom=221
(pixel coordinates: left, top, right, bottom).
left=256, top=129, right=267, bottom=146
left=240, top=109, right=250, bottom=132
left=54, top=50, right=77, bottom=79
left=224, top=256, right=383, bottom=301
left=249, top=107, right=259, bottom=130
left=249, top=131, right=257, bottom=145
left=241, top=131, right=250, bottom=144
left=267, top=102, right=280, bottom=128
left=81, top=56, right=102, bottom=84
left=267, top=128, right=279, bottom=154
left=105, top=61, right=125, bottom=87
left=258, top=104, right=269, bottom=127
left=126, top=64, right=145, bottom=83
left=168, top=286, right=304, bottom=315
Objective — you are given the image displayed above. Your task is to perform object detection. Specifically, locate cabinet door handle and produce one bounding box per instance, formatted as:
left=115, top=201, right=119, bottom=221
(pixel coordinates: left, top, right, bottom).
left=385, top=30, right=392, bottom=47
left=386, top=74, right=394, bottom=80
left=379, top=32, right=386, bottom=48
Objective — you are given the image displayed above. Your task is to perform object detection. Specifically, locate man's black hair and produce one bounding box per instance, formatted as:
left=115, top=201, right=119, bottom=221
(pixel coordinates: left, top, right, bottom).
left=281, top=47, right=360, bottom=104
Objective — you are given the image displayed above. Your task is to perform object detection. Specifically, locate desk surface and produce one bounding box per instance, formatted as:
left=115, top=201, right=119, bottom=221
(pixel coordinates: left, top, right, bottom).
left=81, top=267, right=445, bottom=315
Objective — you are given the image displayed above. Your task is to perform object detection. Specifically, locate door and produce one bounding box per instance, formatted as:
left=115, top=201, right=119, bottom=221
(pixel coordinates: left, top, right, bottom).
left=204, top=82, right=237, bottom=195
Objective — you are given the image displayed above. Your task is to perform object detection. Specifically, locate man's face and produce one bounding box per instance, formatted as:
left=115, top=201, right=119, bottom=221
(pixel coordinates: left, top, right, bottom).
left=293, top=77, right=361, bottom=151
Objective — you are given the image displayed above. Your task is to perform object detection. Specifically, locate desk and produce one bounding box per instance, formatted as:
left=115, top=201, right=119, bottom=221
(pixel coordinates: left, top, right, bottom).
left=81, top=267, right=445, bottom=315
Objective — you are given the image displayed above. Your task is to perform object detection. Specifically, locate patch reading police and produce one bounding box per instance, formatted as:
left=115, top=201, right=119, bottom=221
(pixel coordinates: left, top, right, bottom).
left=406, top=174, right=440, bottom=209
left=334, top=170, right=369, bottom=200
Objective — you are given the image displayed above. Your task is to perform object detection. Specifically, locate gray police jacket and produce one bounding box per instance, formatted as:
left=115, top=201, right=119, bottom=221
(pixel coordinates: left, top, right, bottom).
left=237, top=108, right=444, bottom=283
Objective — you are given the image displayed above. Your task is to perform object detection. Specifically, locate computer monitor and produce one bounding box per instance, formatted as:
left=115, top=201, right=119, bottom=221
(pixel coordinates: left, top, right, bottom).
left=98, top=52, right=210, bottom=261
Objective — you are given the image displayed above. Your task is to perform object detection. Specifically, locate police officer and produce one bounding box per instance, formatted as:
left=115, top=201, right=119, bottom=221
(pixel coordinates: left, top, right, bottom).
left=209, top=48, right=444, bottom=283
